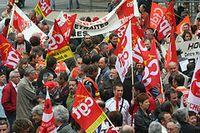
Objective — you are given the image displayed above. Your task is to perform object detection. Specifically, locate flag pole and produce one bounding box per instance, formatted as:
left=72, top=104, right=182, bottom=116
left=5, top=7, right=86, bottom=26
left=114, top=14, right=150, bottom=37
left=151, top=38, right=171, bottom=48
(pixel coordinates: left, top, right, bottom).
left=105, top=115, right=120, bottom=133
left=131, top=64, right=134, bottom=101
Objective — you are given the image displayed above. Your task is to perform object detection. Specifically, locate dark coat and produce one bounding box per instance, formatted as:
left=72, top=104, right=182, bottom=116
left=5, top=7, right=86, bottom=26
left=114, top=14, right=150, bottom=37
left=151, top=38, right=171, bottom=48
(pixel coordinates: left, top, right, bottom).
left=36, top=67, right=57, bottom=88
left=180, top=122, right=196, bottom=133
left=134, top=108, right=154, bottom=133
left=14, top=40, right=32, bottom=54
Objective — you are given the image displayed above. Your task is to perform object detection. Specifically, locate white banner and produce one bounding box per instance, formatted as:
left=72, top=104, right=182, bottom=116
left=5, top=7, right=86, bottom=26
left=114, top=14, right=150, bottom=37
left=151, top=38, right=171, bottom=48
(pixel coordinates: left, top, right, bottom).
left=72, top=0, right=140, bottom=38
left=115, top=21, right=133, bottom=82
left=188, top=57, right=200, bottom=113
left=176, top=39, right=200, bottom=59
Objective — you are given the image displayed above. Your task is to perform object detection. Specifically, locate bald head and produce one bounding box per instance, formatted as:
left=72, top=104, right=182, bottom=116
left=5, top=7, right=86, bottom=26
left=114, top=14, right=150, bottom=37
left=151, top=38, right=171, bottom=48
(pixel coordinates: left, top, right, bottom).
left=120, top=125, right=135, bottom=133
left=168, top=61, right=178, bottom=74
left=17, top=33, right=25, bottom=43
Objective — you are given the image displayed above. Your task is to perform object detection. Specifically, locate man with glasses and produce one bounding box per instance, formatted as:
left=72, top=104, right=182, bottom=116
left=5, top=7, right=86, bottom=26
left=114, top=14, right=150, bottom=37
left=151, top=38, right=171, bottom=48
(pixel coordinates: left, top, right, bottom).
left=2, top=70, right=20, bottom=132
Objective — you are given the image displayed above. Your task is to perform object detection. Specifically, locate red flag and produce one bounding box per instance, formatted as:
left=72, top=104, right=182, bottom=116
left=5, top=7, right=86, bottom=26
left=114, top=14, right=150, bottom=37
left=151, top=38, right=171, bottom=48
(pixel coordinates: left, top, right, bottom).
left=150, top=2, right=166, bottom=29
left=39, top=89, right=56, bottom=133
left=131, top=31, right=162, bottom=93
left=156, top=2, right=176, bottom=41
left=56, top=13, right=77, bottom=42
left=142, top=40, right=162, bottom=92
left=165, top=27, right=178, bottom=66
left=34, top=0, right=52, bottom=18
left=47, top=20, right=74, bottom=62
left=0, top=34, right=21, bottom=69
left=176, top=15, right=190, bottom=34
left=71, top=82, right=107, bottom=133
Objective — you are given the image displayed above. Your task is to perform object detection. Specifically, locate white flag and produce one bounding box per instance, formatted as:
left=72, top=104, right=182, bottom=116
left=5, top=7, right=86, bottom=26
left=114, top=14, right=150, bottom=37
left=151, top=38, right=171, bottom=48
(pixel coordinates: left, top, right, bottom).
left=115, top=21, right=133, bottom=82
left=9, top=4, right=47, bottom=47
left=188, top=57, right=200, bottom=113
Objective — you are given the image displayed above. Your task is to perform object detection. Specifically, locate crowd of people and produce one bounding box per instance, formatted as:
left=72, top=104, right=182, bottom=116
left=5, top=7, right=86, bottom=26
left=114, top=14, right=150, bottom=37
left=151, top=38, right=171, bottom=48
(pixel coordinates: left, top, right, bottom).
left=0, top=0, right=200, bottom=133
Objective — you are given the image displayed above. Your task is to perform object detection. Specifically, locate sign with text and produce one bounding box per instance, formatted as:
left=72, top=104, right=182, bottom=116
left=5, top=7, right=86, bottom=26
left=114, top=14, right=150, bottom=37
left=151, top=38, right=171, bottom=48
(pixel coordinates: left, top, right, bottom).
left=72, top=0, right=140, bottom=38
left=177, top=39, right=200, bottom=59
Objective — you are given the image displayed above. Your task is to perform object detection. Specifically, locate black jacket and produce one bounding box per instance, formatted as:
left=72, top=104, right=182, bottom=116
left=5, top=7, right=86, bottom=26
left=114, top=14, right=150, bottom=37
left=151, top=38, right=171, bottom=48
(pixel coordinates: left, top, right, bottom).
left=134, top=108, right=155, bottom=133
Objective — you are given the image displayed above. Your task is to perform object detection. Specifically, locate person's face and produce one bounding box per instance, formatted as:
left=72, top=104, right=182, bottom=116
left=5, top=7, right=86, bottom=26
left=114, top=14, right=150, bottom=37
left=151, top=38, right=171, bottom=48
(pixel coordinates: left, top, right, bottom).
left=84, top=35, right=92, bottom=45
left=145, top=30, right=154, bottom=40
left=11, top=73, right=21, bottom=85
left=110, top=36, right=118, bottom=45
left=136, top=63, right=144, bottom=73
left=163, top=113, right=172, bottom=127
left=76, top=58, right=82, bottom=67
left=109, top=68, right=118, bottom=80
left=170, top=93, right=178, bottom=106
left=139, top=5, right=145, bottom=13
left=102, top=45, right=108, bottom=55
left=68, top=81, right=77, bottom=94
left=167, top=122, right=180, bottom=133
left=0, top=74, right=6, bottom=85
left=29, top=71, right=36, bottom=82
left=22, top=62, right=29, bottom=69
left=98, top=58, right=107, bottom=69
left=0, top=124, right=8, bottom=133
left=140, top=99, right=150, bottom=111
left=32, top=112, right=42, bottom=123
left=184, top=33, right=192, bottom=41
left=183, top=24, right=189, bottom=31
left=17, top=34, right=24, bottom=44
left=144, top=39, right=151, bottom=50
left=188, top=115, right=197, bottom=126
left=168, top=63, right=178, bottom=74
left=113, top=86, right=123, bottom=99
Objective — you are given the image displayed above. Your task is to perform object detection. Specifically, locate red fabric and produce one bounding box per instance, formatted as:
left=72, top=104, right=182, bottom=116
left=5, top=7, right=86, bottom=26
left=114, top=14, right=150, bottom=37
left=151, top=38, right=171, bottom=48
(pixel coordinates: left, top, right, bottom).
left=140, top=12, right=150, bottom=30
left=71, top=66, right=79, bottom=79
left=2, top=82, right=17, bottom=115
left=44, top=81, right=58, bottom=90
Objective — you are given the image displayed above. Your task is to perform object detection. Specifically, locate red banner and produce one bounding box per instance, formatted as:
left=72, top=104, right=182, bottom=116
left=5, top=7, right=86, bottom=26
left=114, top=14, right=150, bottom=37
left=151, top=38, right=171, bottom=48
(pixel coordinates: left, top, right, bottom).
left=142, top=40, right=161, bottom=92
left=34, top=0, right=52, bottom=17
left=0, top=34, right=21, bottom=69
left=156, top=2, right=176, bottom=41
left=150, top=2, right=166, bottom=29
left=71, top=82, right=107, bottom=133
left=56, top=13, right=77, bottom=42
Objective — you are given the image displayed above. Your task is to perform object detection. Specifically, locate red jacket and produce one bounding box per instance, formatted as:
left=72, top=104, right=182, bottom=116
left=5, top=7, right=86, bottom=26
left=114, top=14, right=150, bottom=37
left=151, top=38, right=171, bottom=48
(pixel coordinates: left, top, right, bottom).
left=2, top=81, right=17, bottom=115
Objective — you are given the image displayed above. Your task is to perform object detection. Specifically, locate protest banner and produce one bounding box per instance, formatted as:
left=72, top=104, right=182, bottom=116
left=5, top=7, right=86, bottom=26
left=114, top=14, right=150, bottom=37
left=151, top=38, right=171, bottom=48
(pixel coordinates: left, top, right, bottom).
left=71, top=82, right=107, bottom=133
left=176, top=39, right=200, bottom=59
left=72, top=0, right=140, bottom=38
left=34, top=0, right=52, bottom=18
left=188, top=57, right=200, bottom=113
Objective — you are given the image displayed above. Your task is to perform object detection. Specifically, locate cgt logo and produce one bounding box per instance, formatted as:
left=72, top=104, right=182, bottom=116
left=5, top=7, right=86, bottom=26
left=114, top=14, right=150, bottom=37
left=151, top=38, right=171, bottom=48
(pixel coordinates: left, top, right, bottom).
left=72, top=97, right=94, bottom=119
left=191, top=69, right=200, bottom=98
left=48, top=34, right=64, bottom=50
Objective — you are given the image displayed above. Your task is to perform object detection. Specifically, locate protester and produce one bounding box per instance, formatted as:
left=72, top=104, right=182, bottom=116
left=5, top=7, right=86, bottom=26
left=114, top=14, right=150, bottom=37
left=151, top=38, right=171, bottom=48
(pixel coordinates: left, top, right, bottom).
left=2, top=70, right=20, bottom=132
left=16, top=66, right=36, bottom=120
